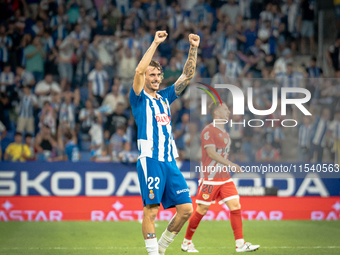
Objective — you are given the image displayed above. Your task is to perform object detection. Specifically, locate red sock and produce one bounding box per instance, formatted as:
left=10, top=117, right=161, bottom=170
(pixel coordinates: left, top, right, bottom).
left=230, top=209, right=243, bottom=240
left=184, top=211, right=204, bottom=240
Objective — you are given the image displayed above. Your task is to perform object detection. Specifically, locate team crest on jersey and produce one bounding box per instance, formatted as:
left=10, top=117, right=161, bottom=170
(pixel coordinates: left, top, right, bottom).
left=155, top=113, right=170, bottom=125
left=162, top=101, right=168, bottom=109
left=149, top=190, right=155, bottom=199
left=224, top=138, right=228, bottom=144
left=202, top=194, right=210, bottom=200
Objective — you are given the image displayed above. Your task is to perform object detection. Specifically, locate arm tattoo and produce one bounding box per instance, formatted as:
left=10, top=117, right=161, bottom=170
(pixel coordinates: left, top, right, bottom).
left=175, top=46, right=197, bottom=96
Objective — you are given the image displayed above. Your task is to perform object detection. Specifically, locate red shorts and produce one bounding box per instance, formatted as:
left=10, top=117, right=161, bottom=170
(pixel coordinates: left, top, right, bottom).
left=196, top=181, right=239, bottom=206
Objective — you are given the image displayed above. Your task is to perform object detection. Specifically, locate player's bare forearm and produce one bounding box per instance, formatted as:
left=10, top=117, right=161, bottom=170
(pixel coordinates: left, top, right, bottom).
left=135, top=41, right=159, bottom=74
left=175, top=34, right=200, bottom=96
left=175, top=46, right=197, bottom=96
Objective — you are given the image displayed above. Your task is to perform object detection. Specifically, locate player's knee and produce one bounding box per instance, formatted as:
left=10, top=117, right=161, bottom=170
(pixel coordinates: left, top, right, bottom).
left=178, top=204, right=193, bottom=220
left=143, top=206, right=159, bottom=222
left=197, top=204, right=209, bottom=215
left=229, top=202, right=241, bottom=211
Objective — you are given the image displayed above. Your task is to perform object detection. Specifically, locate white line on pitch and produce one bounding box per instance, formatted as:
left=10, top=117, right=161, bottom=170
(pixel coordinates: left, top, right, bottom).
left=0, top=246, right=340, bottom=250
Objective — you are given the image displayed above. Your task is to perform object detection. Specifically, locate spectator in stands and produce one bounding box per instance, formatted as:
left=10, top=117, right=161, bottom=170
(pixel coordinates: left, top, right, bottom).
left=306, top=56, right=324, bottom=78
left=89, top=116, right=104, bottom=161
left=96, top=18, right=114, bottom=36
left=50, top=5, right=68, bottom=39
left=327, top=36, right=340, bottom=72
left=282, top=0, right=299, bottom=52
left=79, top=99, right=102, bottom=136
left=118, top=46, right=138, bottom=91
left=118, top=140, right=139, bottom=163
left=220, top=24, right=237, bottom=60
left=174, top=113, right=189, bottom=148
left=88, top=60, right=109, bottom=107
left=15, top=66, right=35, bottom=88
left=299, top=0, right=315, bottom=54
left=4, top=132, right=31, bottom=162
left=329, top=111, right=340, bottom=163
left=17, top=86, right=38, bottom=134
left=163, top=58, right=182, bottom=87
left=200, top=26, right=217, bottom=77
left=319, top=79, right=337, bottom=109
left=265, top=125, right=285, bottom=154
left=0, top=120, right=6, bottom=160
left=69, top=24, right=88, bottom=41
left=24, top=134, right=35, bottom=161
left=211, top=62, right=230, bottom=87
left=258, top=20, right=271, bottom=49
left=309, top=108, right=331, bottom=162
left=110, top=125, right=128, bottom=162
left=58, top=36, right=79, bottom=90
left=94, top=35, right=117, bottom=81
left=75, top=39, right=94, bottom=87
left=229, top=115, right=245, bottom=161
left=39, top=101, right=57, bottom=136
left=220, top=0, right=241, bottom=24
left=305, top=56, right=324, bottom=99
left=276, top=63, right=305, bottom=98
left=273, top=47, right=293, bottom=74
left=243, top=19, right=258, bottom=51
left=35, top=124, right=57, bottom=161
left=104, top=3, right=122, bottom=34
left=255, top=142, right=280, bottom=162
left=105, top=102, right=128, bottom=138
left=54, top=131, right=80, bottom=162
left=259, top=3, right=273, bottom=27
left=0, top=25, right=12, bottom=69
left=298, top=116, right=313, bottom=162
left=223, top=51, right=243, bottom=80
left=0, top=64, right=14, bottom=93
left=24, top=36, right=45, bottom=83
left=77, top=7, right=93, bottom=40
left=102, top=80, right=126, bottom=115
left=95, top=145, right=112, bottom=162
left=59, top=90, right=78, bottom=130
left=183, top=122, right=201, bottom=162
left=35, top=74, right=61, bottom=108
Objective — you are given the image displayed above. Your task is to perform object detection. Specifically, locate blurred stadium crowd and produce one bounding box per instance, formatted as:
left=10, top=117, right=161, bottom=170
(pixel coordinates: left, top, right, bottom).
left=0, top=0, right=339, bottom=163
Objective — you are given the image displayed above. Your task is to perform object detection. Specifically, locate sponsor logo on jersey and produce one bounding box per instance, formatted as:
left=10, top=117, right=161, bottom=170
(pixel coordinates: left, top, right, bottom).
left=149, top=190, right=155, bottom=199
left=202, top=194, right=210, bottom=200
left=176, top=188, right=190, bottom=195
left=155, top=113, right=170, bottom=125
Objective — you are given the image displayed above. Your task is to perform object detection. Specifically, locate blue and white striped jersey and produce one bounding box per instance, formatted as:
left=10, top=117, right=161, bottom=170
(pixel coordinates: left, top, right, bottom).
left=298, top=124, right=312, bottom=147
left=276, top=71, right=304, bottom=98
left=328, top=120, right=340, bottom=139
left=88, top=69, right=108, bottom=97
left=310, top=117, right=329, bottom=147
left=129, top=85, right=179, bottom=162
left=19, top=94, right=37, bottom=118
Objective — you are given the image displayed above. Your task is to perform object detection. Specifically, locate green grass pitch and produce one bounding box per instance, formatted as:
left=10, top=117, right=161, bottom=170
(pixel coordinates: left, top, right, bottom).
left=0, top=221, right=339, bottom=254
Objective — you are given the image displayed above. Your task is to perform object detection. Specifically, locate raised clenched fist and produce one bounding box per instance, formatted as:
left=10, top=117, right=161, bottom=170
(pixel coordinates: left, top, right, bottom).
left=154, top=31, right=168, bottom=45
left=189, top=34, right=200, bottom=48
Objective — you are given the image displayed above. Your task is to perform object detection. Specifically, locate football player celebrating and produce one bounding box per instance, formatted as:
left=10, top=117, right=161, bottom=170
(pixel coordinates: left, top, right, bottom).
left=129, top=31, right=200, bottom=255
left=181, top=102, right=260, bottom=253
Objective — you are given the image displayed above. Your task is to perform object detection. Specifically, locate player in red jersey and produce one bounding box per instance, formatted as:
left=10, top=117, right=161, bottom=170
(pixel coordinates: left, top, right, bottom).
left=181, top=102, right=260, bottom=253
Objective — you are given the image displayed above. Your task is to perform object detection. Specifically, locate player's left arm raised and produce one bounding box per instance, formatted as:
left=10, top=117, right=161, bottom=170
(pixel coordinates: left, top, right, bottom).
left=174, top=34, right=200, bottom=96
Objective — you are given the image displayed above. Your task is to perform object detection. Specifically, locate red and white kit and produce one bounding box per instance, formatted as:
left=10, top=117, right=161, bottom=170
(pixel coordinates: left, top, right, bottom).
left=197, top=123, right=239, bottom=205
